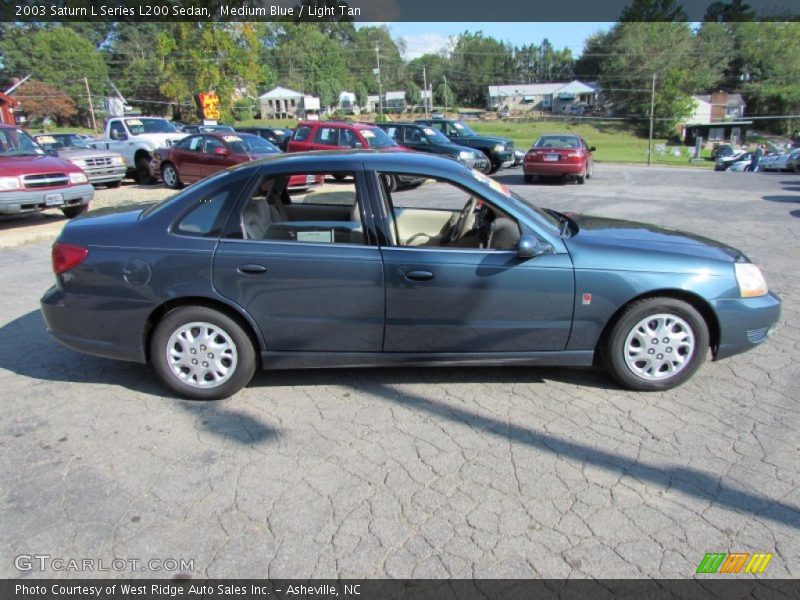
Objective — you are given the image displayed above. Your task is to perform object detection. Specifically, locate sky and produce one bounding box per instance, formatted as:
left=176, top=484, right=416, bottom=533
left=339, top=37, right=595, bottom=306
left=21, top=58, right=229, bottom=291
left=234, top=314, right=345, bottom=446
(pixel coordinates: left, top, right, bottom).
left=357, top=22, right=614, bottom=60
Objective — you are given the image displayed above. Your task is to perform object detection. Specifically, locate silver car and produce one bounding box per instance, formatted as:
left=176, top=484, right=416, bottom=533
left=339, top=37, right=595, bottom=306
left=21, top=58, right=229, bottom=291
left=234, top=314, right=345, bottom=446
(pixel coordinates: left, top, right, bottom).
left=34, top=133, right=126, bottom=187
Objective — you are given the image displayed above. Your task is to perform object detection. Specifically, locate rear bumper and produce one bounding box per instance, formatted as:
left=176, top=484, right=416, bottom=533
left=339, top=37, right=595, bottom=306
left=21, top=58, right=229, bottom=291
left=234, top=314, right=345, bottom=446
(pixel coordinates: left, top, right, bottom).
left=40, top=286, right=149, bottom=363
left=712, top=292, right=781, bottom=360
left=524, top=162, right=585, bottom=176
left=0, top=185, right=94, bottom=215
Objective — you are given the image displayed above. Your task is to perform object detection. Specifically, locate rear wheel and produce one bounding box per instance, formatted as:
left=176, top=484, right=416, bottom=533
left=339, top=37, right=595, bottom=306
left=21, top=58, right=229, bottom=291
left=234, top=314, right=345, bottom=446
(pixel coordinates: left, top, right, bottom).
left=61, top=204, right=88, bottom=219
left=151, top=306, right=256, bottom=400
left=136, top=156, right=156, bottom=185
left=576, top=169, right=586, bottom=184
left=161, top=162, right=182, bottom=189
left=602, top=297, right=709, bottom=391
left=381, top=174, right=398, bottom=193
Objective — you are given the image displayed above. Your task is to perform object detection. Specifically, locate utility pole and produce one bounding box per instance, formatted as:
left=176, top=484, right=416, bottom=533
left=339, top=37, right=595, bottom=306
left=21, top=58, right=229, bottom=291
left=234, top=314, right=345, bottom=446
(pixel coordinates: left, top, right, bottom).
left=84, top=77, right=97, bottom=133
left=422, top=66, right=428, bottom=118
left=647, top=72, right=656, bottom=166
left=443, top=75, right=447, bottom=119
left=374, top=46, right=383, bottom=120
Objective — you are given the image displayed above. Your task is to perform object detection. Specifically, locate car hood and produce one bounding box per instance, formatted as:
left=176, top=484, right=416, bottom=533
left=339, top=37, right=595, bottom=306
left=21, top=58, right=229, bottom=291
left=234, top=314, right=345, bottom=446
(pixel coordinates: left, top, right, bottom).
left=565, top=214, right=746, bottom=263
left=58, top=148, right=120, bottom=160
left=457, top=135, right=512, bottom=146
left=0, top=154, right=83, bottom=175
left=129, top=132, right=186, bottom=146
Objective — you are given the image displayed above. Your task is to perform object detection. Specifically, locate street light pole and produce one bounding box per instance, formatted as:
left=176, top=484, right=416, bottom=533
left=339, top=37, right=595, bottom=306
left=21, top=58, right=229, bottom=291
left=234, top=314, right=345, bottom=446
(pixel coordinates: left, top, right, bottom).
left=84, top=77, right=97, bottom=133
left=422, top=66, right=428, bottom=118
left=647, top=72, right=656, bottom=166
left=443, top=75, right=447, bottom=119
left=375, top=46, right=383, bottom=120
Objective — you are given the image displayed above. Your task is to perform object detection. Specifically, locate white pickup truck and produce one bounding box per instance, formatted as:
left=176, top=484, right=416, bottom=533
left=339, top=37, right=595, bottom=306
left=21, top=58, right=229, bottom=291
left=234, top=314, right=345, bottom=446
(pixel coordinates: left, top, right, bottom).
left=92, top=117, right=186, bottom=183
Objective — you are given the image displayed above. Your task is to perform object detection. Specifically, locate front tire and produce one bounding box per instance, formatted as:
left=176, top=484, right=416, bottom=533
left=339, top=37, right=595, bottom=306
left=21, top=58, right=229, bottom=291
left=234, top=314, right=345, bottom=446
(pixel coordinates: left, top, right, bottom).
left=602, top=297, right=709, bottom=391
left=161, top=162, right=182, bottom=189
left=151, top=306, right=256, bottom=400
left=105, top=180, right=123, bottom=189
left=61, top=204, right=88, bottom=219
left=136, top=156, right=156, bottom=185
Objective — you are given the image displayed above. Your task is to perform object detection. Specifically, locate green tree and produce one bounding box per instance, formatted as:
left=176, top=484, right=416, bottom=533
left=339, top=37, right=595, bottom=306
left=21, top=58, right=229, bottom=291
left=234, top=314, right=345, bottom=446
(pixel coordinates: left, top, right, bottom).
left=449, top=32, right=513, bottom=106
left=619, top=0, right=687, bottom=21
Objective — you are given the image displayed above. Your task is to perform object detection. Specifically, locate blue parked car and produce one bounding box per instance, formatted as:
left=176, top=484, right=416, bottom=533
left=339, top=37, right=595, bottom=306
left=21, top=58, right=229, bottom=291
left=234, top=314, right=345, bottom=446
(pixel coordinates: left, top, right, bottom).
left=41, top=151, right=780, bottom=400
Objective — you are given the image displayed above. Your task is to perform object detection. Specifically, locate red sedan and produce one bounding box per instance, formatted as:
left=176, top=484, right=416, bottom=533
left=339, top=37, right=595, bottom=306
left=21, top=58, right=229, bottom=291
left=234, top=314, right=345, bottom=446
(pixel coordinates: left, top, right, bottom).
left=151, top=132, right=323, bottom=190
left=523, top=134, right=595, bottom=184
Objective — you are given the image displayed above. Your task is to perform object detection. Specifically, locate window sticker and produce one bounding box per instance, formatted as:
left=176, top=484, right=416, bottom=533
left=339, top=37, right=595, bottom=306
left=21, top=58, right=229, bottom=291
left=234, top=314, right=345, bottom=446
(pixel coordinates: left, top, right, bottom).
left=36, top=135, right=57, bottom=144
left=361, top=130, right=375, bottom=138
left=126, top=119, right=143, bottom=126
left=423, top=128, right=437, bottom=136
left=454, top=123, right=465, bottom=129
left=297, top=230, right=333, bottom=243
left=469, top=169, right=511, bottom=197
left=223, top=136, right=242, bottom=143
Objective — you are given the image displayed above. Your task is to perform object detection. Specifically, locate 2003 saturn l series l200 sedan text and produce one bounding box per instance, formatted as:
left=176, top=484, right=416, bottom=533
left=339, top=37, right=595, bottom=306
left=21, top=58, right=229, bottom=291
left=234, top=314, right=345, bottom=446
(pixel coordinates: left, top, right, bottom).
left=41, top=151, right=780, bottom=400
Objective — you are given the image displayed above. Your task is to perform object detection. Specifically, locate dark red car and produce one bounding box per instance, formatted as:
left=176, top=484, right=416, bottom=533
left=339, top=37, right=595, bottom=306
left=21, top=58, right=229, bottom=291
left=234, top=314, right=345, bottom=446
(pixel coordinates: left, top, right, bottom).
left=523, top=134, right=595, bottom=184
left=287, top=121, right=404, bottom=153
left=151, top=132, right=323, bottom=190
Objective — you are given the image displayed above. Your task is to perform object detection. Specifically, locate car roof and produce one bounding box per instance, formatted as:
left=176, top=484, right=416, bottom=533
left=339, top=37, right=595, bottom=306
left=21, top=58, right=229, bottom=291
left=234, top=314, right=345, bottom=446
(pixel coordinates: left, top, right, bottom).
left=295, top=120, right=380, bottom=130
left=229, top=148, right=464, bottom=175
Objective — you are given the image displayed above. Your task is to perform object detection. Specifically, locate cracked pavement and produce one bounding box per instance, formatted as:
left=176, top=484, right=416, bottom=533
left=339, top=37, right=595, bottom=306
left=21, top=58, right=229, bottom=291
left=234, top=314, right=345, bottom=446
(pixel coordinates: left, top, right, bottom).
left=0, top=165, right=798, bottom=578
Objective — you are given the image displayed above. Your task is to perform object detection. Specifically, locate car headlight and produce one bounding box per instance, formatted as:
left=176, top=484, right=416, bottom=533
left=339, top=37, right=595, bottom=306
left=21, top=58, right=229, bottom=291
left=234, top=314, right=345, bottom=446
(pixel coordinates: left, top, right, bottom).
left=458, top=150, right=473, bottom=160
left=112, top=155, right=125, bottom=166
left=69, top=172, right=88, bottom=185
left=494, top=144, right=504, bottom=152
left=0, top=176, right=21, bottom=191
left=735, top=263, right=768, bottom=298
left=70, top=159, right=87, bottom=168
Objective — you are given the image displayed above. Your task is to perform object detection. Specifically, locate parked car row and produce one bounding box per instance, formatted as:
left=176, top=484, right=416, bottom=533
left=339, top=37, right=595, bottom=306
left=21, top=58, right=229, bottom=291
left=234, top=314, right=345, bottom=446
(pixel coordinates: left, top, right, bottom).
left=760, top=148, right=800, bottom=172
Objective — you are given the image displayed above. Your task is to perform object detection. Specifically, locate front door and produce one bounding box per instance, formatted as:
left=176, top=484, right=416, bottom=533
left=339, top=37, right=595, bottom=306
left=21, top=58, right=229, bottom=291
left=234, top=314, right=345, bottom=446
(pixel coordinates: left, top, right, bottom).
left=372, top=171, right=575, bottom=353
left=213, top=167, right=385, bottom=352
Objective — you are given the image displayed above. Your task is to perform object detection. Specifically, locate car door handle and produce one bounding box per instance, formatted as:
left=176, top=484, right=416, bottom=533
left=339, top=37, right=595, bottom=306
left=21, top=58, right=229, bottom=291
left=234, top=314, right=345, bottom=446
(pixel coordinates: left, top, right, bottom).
left=404, top=270, right=434, bottom=281
left=237, top=264, right=267, bottom=275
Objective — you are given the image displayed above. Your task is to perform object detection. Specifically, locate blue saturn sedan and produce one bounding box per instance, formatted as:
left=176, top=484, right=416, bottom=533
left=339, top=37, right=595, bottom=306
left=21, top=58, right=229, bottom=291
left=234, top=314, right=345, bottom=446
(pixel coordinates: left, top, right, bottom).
left=41, top=152, right=780, bottom=400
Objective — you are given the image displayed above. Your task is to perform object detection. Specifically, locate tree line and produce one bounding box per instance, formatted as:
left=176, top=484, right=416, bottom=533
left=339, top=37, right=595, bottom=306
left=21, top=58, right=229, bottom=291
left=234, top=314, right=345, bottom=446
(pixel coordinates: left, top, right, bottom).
left=0, top=0, right=797, bottom=135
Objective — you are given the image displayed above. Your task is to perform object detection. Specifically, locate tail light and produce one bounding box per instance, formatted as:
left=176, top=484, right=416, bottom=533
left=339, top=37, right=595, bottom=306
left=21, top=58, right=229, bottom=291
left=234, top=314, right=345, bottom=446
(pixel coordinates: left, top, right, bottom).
left=566, top=151, right=584, bottom=162
left=52, top=242, right=88, bottom=275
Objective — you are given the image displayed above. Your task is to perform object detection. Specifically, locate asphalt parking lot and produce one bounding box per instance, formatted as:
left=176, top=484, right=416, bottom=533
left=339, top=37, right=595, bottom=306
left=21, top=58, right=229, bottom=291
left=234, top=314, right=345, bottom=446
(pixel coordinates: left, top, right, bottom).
left=1, top=164, right=798, bottom=578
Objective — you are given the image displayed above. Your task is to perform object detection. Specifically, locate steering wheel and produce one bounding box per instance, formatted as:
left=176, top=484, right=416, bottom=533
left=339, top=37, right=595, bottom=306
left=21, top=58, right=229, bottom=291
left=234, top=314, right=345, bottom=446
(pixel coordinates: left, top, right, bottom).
left=447, top=196, right=478, bottom=244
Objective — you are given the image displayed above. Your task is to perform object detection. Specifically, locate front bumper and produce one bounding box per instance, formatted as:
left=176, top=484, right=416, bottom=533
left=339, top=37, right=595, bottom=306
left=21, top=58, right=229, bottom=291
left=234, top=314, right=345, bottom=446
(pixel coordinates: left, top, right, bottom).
left=460, top=156, right=490, bottom=171
left=84, top=165, right=127, bottom=185
left=712, top=291, right=781, bottom=360
left=0, top=184, right=94, bottom=215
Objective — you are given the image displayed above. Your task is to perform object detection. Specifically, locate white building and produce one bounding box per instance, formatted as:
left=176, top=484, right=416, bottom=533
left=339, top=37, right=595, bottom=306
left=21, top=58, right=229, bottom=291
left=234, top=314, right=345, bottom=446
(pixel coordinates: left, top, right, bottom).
left=487, top=80, right=598, bottom=113
left=259, top=86, right=303, bottom=119
left=338, top=91, right=358, bottom=114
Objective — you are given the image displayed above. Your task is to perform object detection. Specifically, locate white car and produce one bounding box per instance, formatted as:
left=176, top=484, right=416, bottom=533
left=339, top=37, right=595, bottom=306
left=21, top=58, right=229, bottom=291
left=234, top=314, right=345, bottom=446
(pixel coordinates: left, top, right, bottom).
left=728, top=159, right=752, bottom=172
left=760, top=153, right=790, bottom=172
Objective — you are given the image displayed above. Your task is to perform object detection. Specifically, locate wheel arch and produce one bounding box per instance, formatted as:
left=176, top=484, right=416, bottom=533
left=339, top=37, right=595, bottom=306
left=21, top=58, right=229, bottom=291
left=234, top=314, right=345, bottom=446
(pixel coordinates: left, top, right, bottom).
left=143, top=296, right=265, bottom=365
left=134, top=148, right=152, bottom=164
left=595, top=289, right=721, bottom=361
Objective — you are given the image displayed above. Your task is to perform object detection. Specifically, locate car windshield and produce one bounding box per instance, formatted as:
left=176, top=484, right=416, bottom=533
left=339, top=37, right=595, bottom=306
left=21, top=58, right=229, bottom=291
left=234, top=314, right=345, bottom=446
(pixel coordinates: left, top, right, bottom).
left=36, top=134, right=92, bottom=150
left=225, top=134, right=279, bottom=154
left=361, top=127, right=397, bottom=149
left=421, top=127, right=451, bottom=143
left=124, top=118, right=179, bottom=134
left=534, top=136, right=581, bottom=148
left=451, top=121, right=477, bottom=136
left=0, top=128, right=47, bottom=157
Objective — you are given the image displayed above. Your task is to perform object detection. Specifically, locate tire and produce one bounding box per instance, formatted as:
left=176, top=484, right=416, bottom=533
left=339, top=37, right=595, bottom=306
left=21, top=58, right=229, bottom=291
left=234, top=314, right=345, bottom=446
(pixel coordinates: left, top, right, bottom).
left=61, top=204, right=88, bottom=219
left=523, top=174, right=534, bottom=184
left=488, top=160, right=502, bottom=174
left=332, top=174, right=347, bottom=181
left=576, top=169, right=586, bottom=184
left=105, top=180, right=123, bottom=189
left=586, top=163, right=593, bottom=179
left=136, top=155, right=156, bottom=185
left=480, top=153, right=493, bottom=174
left=161, top=162, right=182, bottom=190
left=381, top=174, right=397, bottom=193
left=602, top=297, right=709, bottom=391
left=150, top=306, right=256, bottom=400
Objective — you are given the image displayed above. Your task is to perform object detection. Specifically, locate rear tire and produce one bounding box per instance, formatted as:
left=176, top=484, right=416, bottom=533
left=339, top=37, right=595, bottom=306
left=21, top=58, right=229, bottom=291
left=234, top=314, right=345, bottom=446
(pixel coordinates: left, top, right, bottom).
left=61, top=204, right=88, bottom=219
left=381, top=174, right=398, bottom=193
left=602, top=297, right=708, bottom=391
left=150, top=306, right=256, bottom=400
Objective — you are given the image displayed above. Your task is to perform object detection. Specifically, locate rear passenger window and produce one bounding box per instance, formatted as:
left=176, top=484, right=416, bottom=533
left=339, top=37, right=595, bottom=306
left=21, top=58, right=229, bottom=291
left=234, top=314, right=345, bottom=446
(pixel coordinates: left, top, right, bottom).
left=293, top=126, right=312, bottom=141
left=174, top=189, right=230, bottom=237
left=235, top=173, right=366, bottom=245
left=314, top=127, right=339, bottom=145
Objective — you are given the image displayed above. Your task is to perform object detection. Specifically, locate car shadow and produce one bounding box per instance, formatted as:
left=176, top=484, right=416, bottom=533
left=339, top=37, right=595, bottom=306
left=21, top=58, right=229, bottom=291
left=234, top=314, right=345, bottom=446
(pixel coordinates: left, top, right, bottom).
left=791, top=209, right=800, bottom=219
left=492, top=173, right=574, bottom=186
left=0, top=211, right=66, bottom=229
left=762, top=195, right=800, bottom=204
left=0, top=310, right=277, bottom=445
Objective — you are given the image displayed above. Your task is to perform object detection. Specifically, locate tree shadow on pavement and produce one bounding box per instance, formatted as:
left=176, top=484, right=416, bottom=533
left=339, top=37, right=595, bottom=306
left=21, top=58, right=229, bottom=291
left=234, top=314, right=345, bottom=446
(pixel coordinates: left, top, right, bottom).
left=0, top=309, right=277, bottom=445
left=335, top=381, right=800, bottom=530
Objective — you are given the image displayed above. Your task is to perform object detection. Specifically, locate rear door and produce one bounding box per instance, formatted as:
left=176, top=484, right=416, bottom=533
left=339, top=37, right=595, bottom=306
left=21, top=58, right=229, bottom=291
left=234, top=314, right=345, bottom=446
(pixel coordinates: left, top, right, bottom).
left=311, top=125, right=341, bottom=151
left=212, top=163, right=385, bottom=353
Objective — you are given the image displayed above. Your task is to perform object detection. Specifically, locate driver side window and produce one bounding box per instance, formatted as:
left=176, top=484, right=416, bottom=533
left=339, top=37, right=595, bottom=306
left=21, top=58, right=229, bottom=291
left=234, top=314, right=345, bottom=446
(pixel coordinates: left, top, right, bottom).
left=376, top=173, right=520, bottom=251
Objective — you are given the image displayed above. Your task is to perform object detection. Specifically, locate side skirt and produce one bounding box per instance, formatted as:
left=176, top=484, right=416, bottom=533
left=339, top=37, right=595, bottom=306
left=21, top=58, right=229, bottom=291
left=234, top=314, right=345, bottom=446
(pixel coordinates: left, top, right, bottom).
left=260, top=350, right=594, bottom=370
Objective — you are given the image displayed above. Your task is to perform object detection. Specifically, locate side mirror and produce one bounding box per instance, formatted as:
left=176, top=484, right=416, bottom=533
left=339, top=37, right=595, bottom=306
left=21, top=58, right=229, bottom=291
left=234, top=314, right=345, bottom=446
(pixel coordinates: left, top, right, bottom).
left=588, top=146, right=596, bottom=152
left=517, top=234, right=552, bottom=259
left=46, top=148, right=59, bottom=157
left=214, top=146, right=230, bottom=156
left=111, top=131, right=128, bottom=141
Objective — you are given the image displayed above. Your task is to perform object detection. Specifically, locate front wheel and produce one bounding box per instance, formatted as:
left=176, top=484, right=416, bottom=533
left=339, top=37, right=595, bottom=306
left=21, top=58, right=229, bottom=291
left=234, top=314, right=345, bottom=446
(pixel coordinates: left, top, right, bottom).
left=161, top=162, right=183, bottom=189
left=61, top=204, right=88, bottom=219
left=602, top=297, right=709, bottom=391
left=150, top=306, right=256, bottom=400
left=136, top=156, right=156, bottom=185
left=105, top=180, right=123, bottom=189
